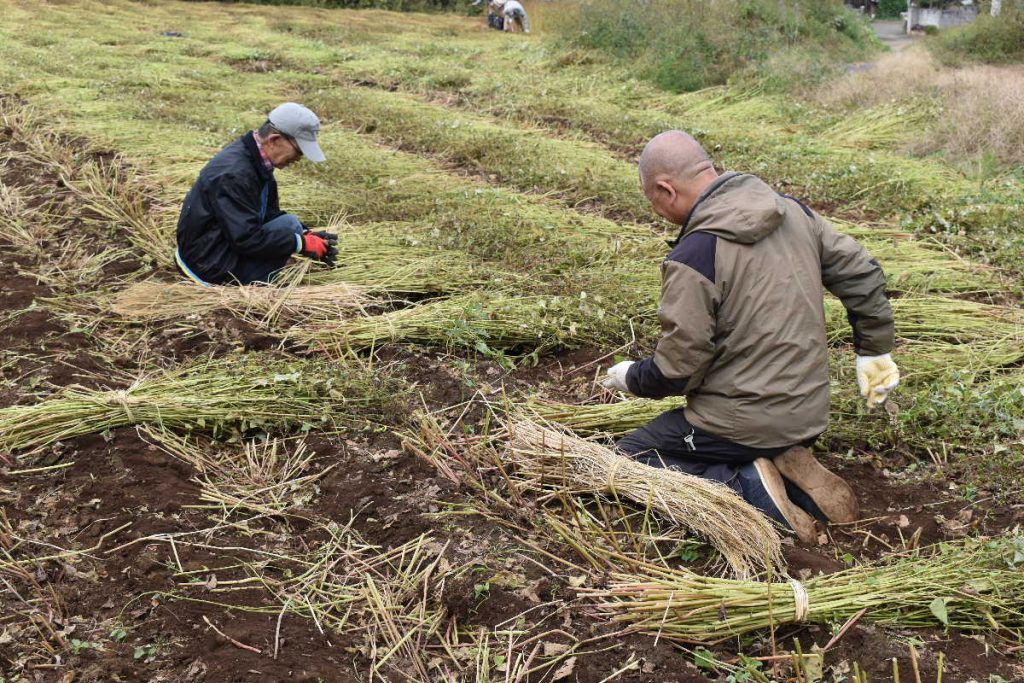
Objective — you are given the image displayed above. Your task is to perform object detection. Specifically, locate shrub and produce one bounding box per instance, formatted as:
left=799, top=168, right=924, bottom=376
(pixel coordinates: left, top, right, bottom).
left=877, top=0, right=907, bottom=19
left=549, top=0, right=880, bottom=93
left=929, top=8, right=1024, bottom=64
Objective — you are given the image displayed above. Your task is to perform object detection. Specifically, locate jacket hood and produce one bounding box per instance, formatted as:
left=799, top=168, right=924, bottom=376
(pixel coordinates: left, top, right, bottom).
left=676, top=172, right=785, bottom=245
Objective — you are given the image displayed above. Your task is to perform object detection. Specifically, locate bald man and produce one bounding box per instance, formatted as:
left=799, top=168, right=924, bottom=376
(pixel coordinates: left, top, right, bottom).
left=601, top=131, right=899, bottom=543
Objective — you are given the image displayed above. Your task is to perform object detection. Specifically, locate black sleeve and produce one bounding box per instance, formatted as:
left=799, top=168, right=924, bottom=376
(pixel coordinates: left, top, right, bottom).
left=626, top=358, right=691, bottom=399
left=208, top=173, right=297, bottom=258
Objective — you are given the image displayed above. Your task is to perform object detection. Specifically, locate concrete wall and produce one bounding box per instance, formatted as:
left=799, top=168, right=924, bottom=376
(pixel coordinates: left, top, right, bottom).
left=906, top=5, right=978, bottom=30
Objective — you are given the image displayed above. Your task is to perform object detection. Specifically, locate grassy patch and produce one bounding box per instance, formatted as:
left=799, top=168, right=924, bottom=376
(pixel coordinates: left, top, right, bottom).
left=548, top=0, right=880, bottom=93
left=929, top=8, right=1024, bottom=65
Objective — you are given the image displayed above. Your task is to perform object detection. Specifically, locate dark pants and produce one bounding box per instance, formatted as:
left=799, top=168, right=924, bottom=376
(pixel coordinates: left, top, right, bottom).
left=615, top=408, right=805, bottom=495
left=228, top=214, right=304, bottom=285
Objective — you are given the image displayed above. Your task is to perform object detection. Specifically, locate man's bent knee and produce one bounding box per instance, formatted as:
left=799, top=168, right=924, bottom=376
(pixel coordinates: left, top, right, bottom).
left=263, top=213, right=304, bottom=235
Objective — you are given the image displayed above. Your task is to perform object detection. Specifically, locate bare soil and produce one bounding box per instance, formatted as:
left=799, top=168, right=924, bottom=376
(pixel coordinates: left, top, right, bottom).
left=2, top=121, right=1022, bottom=683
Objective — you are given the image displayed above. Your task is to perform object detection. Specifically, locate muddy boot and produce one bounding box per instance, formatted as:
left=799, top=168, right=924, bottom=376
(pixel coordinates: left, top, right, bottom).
left=772, top=446, right=859, bottom=524
left=738, top=458, right=818, bottom=544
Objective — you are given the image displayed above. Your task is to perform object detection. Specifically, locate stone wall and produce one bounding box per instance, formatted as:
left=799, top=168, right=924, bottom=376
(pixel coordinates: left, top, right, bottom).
left=906, top=5, right=978, bottom=30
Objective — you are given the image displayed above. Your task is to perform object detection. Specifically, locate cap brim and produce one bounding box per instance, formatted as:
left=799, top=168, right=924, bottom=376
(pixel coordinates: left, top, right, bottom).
left=296, top=137, right=326, bottom=163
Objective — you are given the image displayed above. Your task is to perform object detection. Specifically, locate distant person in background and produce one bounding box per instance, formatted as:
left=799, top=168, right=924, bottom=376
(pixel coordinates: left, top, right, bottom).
left=473, top=0, right=505, bottom=30
left=503, top=0, right=531, bottom=33
left=176, top=103, right=337, bottom=286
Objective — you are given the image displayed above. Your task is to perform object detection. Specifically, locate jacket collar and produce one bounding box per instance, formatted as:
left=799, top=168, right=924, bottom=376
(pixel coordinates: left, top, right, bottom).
left=240, top=132, right=274, bottom=182
left=666, top=172, right=742, bottom=247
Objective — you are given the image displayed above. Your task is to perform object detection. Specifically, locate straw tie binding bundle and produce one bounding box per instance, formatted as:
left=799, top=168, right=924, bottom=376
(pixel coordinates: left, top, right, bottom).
left=507, top=417, right=784, bottom=578
left=788, top=578, right=809, bottom=622
left=605, top=455, right=628, bottom=495
left=107, top=388, right=137, bottom=424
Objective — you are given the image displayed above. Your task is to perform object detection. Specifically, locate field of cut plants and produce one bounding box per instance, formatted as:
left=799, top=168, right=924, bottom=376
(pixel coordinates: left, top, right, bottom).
left=1, top=0, right=1023, bottom=681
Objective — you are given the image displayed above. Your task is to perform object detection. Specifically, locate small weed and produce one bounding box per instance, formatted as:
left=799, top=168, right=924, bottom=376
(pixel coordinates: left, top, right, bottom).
left=693, top=646, right=718, bottom=671
left=69, top=639, right=100, bottom=655
left=133, top=643, right=158, bottom=662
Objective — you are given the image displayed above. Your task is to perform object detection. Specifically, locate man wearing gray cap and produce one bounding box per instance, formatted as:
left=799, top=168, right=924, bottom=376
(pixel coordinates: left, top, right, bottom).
left=176, top=102, right=336, bottom=286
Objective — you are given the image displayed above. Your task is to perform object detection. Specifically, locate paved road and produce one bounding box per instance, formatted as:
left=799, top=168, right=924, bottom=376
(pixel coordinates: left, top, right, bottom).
left=873, top=19, right=917, bottom=51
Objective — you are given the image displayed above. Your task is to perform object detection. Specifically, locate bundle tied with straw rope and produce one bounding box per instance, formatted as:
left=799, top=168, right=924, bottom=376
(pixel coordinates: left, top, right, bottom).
left=588, top=535, right=1024, bottom=644
left=507, top=418, right=783, bottom=579
left=111, top=277, right=375, bottom=326
left=0, top=356, right=393, bottom=455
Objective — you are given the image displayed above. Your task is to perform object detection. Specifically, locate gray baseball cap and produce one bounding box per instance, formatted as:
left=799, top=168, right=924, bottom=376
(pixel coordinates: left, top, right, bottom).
left=268, top=102, right=326, bottom=163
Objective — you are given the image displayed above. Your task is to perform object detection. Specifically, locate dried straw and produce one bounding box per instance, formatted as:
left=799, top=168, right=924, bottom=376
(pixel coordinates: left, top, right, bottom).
left=507, top=418, right=783, bottom=579
left=111, top=279, right=374, bottom=326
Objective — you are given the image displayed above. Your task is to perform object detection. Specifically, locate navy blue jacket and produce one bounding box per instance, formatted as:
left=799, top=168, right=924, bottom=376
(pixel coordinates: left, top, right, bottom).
left=176, top=133, right=294, bottom=283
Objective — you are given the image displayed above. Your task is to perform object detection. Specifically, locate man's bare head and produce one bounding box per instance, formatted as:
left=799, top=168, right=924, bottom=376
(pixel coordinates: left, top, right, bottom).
left=638, top=130, right=718, bottom=224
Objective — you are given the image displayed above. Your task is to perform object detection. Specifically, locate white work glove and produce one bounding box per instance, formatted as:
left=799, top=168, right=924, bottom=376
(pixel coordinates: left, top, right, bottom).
left=600, top=360, right=635, bottom=394
left=856, top=353, right=899, bottom=409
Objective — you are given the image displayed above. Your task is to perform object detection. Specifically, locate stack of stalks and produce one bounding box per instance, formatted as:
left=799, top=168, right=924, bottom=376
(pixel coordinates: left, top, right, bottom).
left=292, top=293, right=609, bottom=353
left=589, top=535, right=1024, bottom=644
left=528, top=396, right=684, bottom=436
left=301, top=237, right=507, bottom=294
left=111, top=279, right=375, bottom=326
left=507, top=418, right=783, bottom=578
left=0, top=357, right=390, bottom=454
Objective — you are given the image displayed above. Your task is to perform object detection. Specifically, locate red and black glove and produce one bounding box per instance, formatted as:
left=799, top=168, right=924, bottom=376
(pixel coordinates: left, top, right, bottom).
left=300, top=230, right=338, bottom=266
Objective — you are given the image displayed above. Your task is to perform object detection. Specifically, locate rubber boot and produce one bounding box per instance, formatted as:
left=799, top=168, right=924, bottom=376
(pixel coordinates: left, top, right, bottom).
left=739, top=458, right=818, bottom=544
left=772, top=446, right=859, bottom=524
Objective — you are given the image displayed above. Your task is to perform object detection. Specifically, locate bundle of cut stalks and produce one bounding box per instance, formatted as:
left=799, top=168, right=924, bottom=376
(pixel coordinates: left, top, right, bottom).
left=590, top=535, right=1024, bottom=644
left=111, top=279, right=374, bottom=325
left=292, top=293, right=606, bottom=352
left=507, top=418, right=783, bottom=578
left=528, top=397, right=684, bottom=436
left=0, top=357, right=389, bottom=454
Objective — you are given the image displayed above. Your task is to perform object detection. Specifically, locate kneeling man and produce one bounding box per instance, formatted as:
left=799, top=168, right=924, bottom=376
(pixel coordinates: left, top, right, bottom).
left=602, top=131, right=899, bottom=542
left=176, top=102, right=336, bottom=285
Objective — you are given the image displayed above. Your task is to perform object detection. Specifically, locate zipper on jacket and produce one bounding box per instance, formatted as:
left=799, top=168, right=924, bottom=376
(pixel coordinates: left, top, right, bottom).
left=684, top=428, right=696, bottom=452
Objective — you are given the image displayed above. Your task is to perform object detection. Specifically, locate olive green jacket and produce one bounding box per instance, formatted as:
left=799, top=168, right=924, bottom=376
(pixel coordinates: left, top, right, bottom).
left=625, top=173, right=894, bottom=447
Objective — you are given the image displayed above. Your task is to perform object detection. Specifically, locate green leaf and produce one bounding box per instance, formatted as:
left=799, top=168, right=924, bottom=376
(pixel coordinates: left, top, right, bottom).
left=693, top=646, right=717, bottom=670
left=929, top=597, right=950, bottom=626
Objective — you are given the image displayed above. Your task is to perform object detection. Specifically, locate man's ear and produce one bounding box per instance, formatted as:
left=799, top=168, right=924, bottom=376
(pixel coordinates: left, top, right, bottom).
left=655, top=179, right=677, bottom=200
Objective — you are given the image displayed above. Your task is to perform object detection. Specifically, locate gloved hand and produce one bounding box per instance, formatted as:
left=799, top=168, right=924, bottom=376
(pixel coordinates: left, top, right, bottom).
left=600, top=360, right=635, bottom=393
left=856, top=353, right=899, bottom=409
left=300, top=232, right=329, bottom=259
left=300, top=231, right=338, bottom=265
left=311, top=230, right=338, bottom=267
